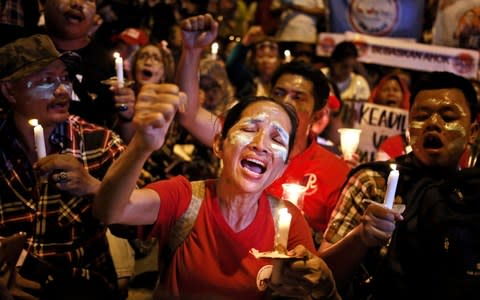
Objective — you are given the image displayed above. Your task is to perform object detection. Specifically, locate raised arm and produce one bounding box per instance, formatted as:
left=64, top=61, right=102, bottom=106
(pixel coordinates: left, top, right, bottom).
left=177, top=13, right=221, bottom=146
left=93, top=83, right=185, bottom=225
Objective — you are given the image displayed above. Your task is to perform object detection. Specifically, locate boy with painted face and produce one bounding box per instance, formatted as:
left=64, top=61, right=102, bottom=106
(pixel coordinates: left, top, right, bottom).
left=319, top=71, right=479, bottom=299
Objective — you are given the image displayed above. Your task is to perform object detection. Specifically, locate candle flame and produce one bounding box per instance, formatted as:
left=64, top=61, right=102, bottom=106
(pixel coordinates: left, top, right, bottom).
left=211, top=42, right=219, bottom=55
left=390, top=163, right=397, bottom=171
left=28, top=119, right=39, bottom=126
left=113, top=52, right=120, bottom=59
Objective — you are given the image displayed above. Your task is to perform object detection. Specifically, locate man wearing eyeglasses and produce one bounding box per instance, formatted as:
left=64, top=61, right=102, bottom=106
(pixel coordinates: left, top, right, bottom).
left=0, top=34, right=132, bottom=300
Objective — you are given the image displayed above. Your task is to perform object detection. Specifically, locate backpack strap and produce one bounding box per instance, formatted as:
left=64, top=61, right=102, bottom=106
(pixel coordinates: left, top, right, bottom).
left=166, top=180, right=206, bottom=255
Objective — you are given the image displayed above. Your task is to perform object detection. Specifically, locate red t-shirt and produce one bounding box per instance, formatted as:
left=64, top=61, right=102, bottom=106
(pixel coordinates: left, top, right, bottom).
left=146, top=176, right=314, bottom=299
left=267, top=143, right=351, bottom=234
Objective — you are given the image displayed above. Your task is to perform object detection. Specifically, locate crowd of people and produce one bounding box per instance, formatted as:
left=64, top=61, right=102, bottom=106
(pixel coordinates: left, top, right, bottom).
left=0, top=1, right=479, bottom=299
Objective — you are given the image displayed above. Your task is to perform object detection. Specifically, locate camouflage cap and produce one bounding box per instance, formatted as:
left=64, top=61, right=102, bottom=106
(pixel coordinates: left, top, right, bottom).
left=0, top=34, right=62, bottom=82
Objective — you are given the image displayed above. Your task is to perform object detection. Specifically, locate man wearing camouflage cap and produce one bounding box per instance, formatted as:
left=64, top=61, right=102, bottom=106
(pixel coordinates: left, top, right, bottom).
left=0, top=34, right=129, bottom=299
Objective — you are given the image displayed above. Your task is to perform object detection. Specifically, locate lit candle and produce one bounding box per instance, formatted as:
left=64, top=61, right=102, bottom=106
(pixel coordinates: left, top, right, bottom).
left=281, top=183, right=307, bottom=211
left=271, top=207, right=292, bottom=284
left=28, top=119, right=46, bottom=160
left=211, top=42, right=219, bottom=60
left=383, top=164, right=399, bottom=209
left=275, top=208, right=292, bottom=249
left=113, top=52, right=124, bottom=87
left=284, top=49, right=292, bottom=63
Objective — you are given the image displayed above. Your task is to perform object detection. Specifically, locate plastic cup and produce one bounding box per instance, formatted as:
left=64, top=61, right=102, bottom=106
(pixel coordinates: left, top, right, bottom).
left=338, top=128, right=362, bottom=160
left=281, top=183, right=307, bottom=211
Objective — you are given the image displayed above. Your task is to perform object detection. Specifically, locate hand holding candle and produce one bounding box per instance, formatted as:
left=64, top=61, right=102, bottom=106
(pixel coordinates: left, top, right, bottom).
left=113, top=52, right=124, bottom=88
left=28, top=119, right=46, bottom=160
left=383, top=164, right=399, bottom=209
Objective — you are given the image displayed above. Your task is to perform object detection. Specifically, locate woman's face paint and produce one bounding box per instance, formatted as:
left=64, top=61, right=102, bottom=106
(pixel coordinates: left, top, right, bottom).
left=218, top=101, right=292, bottom=193
left=227, top=110, right=290, bottom=162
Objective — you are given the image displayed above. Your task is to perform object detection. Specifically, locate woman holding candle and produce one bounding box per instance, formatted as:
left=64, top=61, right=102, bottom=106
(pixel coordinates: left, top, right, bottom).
left=318, top=71, right=479, bottom=299
left=94, top=91, right=339, bottom=299
left=111, top=42, right=175, bottom=142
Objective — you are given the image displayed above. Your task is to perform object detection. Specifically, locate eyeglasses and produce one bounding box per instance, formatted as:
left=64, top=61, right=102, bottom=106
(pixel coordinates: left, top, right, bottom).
left=26, top=75, right=73, bottom=95
left=255, top=41, right=279, bottom=52
left=255, top=56, right=279, bottom=64
left=137, top=52, right=164, bottom=64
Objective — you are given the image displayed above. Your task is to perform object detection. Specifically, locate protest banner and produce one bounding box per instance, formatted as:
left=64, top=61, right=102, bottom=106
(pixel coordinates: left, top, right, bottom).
left=316, top=32, right=479, bottom=79
left=346, top=101, right=409, bottom=162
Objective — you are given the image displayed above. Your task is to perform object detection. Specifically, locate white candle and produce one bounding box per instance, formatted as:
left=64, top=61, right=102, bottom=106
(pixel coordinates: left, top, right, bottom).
left=275, top=208, right=292, bottom=249
left=383, top=164, right=399, bottom=209
left=211, top=42, right=219, bottom=60
left=113, top=52, right=124, bottom=87
left=28, top=119, right=46, bottom=160
left=284, top=49, right=292, bottom=63
left=271, top=207, right=292, bottom=285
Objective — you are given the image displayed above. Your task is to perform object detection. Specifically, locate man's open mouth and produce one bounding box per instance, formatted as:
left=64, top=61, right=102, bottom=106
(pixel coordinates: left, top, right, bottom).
left=423, top=134, right=443, bottom=149
left=64, top=10, right=84, bottom=23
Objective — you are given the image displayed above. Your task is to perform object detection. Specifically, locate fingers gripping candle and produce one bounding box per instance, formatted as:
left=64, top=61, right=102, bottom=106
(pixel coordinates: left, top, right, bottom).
left=383, top=164, right=399, bottom=209
left=28, top=119, right=46, bottom=160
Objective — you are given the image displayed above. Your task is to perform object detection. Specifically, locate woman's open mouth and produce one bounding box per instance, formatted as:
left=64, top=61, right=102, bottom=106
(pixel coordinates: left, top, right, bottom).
left=241, top=158, right=266, bottom=174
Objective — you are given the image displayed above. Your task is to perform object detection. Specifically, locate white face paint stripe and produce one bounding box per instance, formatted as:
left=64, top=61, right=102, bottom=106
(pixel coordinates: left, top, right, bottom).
left=228, top=130, right=254, bottom=147
left=272, top=122, right=290, bottom=147
left=272, top=144, right=288, bottom=162
left=227, top=112, right=290, bottom=162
